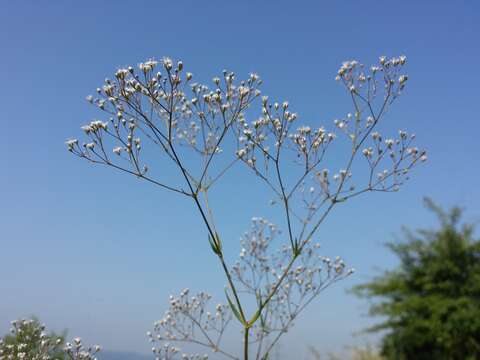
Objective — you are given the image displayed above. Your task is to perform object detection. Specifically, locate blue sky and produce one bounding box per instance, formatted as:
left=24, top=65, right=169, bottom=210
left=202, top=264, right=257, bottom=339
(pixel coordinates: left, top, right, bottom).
left=1, top=0, right=479, bottom=357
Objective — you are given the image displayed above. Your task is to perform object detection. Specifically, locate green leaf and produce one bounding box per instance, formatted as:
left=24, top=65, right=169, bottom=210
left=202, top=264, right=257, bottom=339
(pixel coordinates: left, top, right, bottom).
left=214, top=231, right=222, bottom=252
left=249, top=308, right=262, bottom=327
left=208, top=232, right=223, bottom=255
left=225, top=290, right=245, bottom=325
left=208, top=234, right=221, bottom=255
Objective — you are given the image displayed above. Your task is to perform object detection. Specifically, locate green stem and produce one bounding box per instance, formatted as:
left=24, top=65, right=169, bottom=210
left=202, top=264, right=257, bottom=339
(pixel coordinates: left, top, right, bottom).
left=244, top=326, right=249, bottom=360
left=166, top=140, right=246, bottom=322
left=219, top=253, right=246, bottom=322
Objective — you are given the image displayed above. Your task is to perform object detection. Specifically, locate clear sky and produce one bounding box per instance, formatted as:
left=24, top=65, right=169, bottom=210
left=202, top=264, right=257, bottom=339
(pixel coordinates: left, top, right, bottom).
left=1, top=0, right=479, bottom=358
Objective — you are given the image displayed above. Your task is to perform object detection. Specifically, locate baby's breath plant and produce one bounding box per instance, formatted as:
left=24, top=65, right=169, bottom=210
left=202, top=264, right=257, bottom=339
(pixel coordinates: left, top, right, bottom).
left=67, top=55, right=426, bottom=359
left=0, top=318, right=101, bottom=360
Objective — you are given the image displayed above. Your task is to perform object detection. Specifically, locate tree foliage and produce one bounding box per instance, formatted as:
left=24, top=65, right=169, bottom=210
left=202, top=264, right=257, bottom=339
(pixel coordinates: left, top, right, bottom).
left=353, top=199, right=480, bottom=360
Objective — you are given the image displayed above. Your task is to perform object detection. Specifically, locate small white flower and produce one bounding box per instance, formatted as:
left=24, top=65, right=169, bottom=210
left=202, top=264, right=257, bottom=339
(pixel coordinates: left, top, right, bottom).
left=385, top=139, right=395, bottom=148
left=162, top=57, right=173, bottom=71
left=81, top=125, right=92, bottom=134
left=399, top=75, right=408, bottom=84
left=65, top=139, right=78, bottom=149
left=236, top=148, right=247, bottom=158
left=362, top=148, right=373, bottom=158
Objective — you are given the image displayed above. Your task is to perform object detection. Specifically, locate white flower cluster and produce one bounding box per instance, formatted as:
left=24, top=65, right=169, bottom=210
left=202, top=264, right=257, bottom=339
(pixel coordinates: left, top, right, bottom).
left=233, top=94, right=331, bottom=173
left=67, top=57, right=264, bottom=194
left=0, top=319, right=62, bottom=360
left=359, top=129, right=427, bottom=192
left=173, top=71, right=261, bottom=156
left=64, top=337, right=101, bottom=360
left=67, top=55, right=426, bottom=205
left=336, top=55, right=408, bottom=98
left=149, top=290, right=233, bottom=360
left=232, top=218, right=353, bottom=359
left=0, top=319, right=100, bottom=360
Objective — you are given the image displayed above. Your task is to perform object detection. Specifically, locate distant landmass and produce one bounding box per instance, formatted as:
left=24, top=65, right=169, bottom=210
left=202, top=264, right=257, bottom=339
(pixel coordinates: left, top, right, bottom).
left=100, top=351, right=152, bottom=360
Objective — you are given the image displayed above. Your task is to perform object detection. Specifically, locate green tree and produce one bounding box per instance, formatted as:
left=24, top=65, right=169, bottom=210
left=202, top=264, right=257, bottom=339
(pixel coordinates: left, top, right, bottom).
left=353, top=199, right=480, bottom=360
